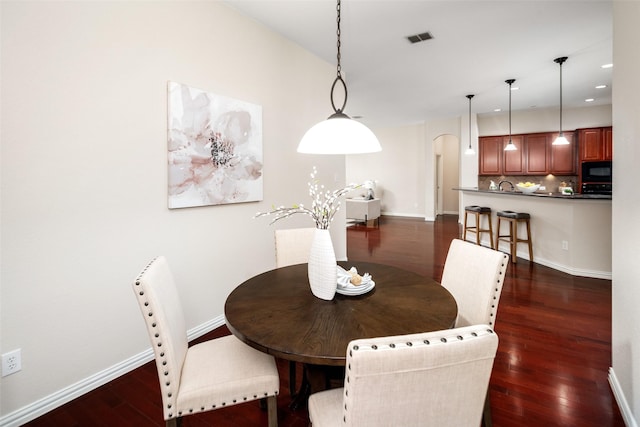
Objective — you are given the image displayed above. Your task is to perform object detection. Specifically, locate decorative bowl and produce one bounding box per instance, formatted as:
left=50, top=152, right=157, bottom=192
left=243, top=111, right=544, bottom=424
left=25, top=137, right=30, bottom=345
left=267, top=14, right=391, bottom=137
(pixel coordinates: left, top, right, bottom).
left=516, top=183, right=540, bottom=194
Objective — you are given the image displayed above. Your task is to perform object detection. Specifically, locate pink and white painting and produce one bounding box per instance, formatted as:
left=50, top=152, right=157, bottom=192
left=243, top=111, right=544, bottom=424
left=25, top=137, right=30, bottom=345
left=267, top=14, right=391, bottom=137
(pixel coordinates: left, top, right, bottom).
left=167, top=81, right=263, bottom=209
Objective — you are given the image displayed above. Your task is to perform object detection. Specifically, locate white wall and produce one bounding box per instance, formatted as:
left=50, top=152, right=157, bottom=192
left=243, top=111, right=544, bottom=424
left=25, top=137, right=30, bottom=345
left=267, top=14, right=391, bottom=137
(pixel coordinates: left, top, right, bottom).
left=478, top=104, right=612, bottom=136
left=346, top=124, right=426, bottom=217
left=0, top=1, right=347, bottom=419
left=611, top=2, right=640, bottom=425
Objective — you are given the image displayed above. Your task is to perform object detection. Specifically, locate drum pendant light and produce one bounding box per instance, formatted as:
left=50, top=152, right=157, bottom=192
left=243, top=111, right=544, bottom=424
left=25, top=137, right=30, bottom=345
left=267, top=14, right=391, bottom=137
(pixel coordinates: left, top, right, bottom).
left=504, top=79, right=517, bottom=151
left=297, top=0, right=381, bottom=154
left=465, top=94, right=475, bottom=155
left=552, top=56, right=570, bottom=145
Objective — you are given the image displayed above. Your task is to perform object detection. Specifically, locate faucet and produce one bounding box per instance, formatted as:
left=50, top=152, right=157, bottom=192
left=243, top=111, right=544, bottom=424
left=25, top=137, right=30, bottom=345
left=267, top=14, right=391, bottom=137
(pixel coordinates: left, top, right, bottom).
left=498, top=180, right=515, bottom=192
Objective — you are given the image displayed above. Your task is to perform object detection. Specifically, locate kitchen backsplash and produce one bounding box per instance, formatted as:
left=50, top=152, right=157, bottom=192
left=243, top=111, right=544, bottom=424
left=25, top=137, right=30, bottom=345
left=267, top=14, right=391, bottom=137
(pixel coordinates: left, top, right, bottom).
left=478, top=175, right=578, bottom=193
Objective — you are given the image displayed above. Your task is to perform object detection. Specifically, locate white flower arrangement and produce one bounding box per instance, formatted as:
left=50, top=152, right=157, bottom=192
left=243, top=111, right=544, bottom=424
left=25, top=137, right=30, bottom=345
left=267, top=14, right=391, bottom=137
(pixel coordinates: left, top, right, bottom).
left=255, top=167, right=361, bottom=229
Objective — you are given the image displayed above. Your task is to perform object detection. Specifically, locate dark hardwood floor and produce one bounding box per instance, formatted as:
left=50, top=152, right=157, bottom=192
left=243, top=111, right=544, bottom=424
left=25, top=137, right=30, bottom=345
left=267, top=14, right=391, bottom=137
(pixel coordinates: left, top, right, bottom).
left=24, top=215, right=623, bottom=426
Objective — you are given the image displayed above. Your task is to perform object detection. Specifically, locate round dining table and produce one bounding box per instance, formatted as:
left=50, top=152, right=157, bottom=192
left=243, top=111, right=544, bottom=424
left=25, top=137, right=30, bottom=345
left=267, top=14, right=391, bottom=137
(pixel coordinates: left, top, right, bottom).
left=224, top=261, right=458, bottom=367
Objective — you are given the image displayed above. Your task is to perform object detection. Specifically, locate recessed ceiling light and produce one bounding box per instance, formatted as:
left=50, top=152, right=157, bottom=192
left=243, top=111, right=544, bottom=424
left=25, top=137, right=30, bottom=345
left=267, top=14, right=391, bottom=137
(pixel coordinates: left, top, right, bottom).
left=585, top=98, right=595, bottom=102
left=494, top=108, right=502, bottom=112
left=595, top=85, right=607, bottom=89
left=601, top=63, right=613, bottom=69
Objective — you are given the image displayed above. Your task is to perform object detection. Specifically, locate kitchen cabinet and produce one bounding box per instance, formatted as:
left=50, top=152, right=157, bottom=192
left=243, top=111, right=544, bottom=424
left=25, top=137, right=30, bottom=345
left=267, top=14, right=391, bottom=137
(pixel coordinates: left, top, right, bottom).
left=550, top=131, right=576, bottom=174
left=525, top=134, right=549, bottom=174
left=604, top=127, right=613, bottom=160
left=579, top=127, right=612, bottom=161
left=479, top=136, right=503, bottom=175
left=503, top=136, right=524, bottom=175
left=479, top=131, right=576, bottom=176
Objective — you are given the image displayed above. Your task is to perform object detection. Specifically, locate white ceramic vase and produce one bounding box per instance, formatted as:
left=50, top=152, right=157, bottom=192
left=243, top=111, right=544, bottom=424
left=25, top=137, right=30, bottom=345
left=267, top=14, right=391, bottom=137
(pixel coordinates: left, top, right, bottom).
left=308, top=228, right=337, bottom=300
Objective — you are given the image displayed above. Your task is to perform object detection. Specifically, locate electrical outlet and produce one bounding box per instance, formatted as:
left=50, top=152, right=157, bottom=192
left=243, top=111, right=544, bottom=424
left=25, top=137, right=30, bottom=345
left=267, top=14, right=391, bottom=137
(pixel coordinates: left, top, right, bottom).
left=562, top=240, right=569, bottom=251
left=2, top=349, right=22, bottom=377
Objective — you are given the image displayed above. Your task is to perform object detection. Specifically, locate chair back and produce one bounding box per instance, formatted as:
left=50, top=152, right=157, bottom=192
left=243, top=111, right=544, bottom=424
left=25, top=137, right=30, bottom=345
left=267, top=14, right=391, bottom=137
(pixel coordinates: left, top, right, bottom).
left=441, top=239, right=509, bottom=327
left=275, top=227, right=315, bottom=267
left=132, top=256, right=188, bottom=419
left=342, top=325, right=498, bottom=427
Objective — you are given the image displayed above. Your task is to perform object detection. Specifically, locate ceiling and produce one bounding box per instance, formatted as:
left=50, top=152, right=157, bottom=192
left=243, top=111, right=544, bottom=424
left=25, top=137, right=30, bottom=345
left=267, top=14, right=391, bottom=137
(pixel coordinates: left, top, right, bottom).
left=223, top=0, right=613, bottom=129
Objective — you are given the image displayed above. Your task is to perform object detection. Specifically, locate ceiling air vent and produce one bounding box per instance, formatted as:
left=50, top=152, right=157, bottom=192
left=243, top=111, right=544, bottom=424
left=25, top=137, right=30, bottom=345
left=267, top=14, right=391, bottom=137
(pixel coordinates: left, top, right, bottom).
left=407, top=31, right=433, bottom=44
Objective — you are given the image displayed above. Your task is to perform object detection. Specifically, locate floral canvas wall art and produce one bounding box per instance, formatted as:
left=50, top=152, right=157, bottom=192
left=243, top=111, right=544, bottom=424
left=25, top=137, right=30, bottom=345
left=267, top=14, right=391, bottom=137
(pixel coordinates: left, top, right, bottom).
left=167, top=81, right=263, bottom=209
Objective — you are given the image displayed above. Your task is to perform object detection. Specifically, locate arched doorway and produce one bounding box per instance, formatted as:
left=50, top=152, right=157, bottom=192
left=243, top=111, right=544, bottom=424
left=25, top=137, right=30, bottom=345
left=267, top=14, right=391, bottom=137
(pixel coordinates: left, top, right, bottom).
left=433, top=134, right=460, bottom=217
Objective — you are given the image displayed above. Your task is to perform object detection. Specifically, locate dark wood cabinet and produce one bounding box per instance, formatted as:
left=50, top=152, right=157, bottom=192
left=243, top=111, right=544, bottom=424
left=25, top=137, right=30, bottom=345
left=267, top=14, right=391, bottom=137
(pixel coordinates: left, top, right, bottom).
left=579, top=127, right=612, bottom=161
left=479, top=136, right=503, bottom=175
left=604, top=127, right=613, bottom=160
left=550, top=131, right=576, bottom=174
left=503, top=136, right=524, bottom=175
left=525, top=134, right=549, bottom=175
left=479, top=131, right=576, bottom=176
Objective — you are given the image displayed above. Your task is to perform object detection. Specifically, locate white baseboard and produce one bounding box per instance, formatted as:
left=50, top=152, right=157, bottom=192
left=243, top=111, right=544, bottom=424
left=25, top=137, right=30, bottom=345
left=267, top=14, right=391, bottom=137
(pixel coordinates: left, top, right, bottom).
left=460, top=237, right=612, bottom=280
left=381, top=211, right=425, bottom=219
left=609, top=367, right=638, bottom=427
left=0, top=315, right=226, bottom=427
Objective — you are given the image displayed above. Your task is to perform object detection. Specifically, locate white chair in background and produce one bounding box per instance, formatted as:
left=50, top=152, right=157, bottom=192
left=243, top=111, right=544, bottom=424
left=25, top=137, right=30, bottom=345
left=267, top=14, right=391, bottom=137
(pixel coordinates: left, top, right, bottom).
left=308, top=324, right=499, bottom=427
left=440, top=238, right=509, bottom=427
left=441, top=238, right=509, bottom=328
left=132, top=256, right=279, bottom=427
left=275, top=227, right=316, bottom=267
left=274, top=227, right=316, bottom=397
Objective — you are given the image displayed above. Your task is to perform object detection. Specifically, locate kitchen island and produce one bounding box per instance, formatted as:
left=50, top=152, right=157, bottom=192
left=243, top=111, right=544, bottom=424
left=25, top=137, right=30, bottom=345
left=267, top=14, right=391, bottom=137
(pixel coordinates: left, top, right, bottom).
left=456, top=188, right=611, bottom=279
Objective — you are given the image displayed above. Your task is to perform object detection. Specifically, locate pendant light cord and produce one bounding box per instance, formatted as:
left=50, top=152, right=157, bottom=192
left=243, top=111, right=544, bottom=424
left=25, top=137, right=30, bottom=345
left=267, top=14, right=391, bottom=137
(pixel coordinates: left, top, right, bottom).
left=467, top=94, right=474, bottom=150
left=506, top=79, right=515, bottom=141
left=330, top=0, right=348, bottom=116
left=336, top=0, right=341, bottom=79
left=555, top=57, right=568, bottom=136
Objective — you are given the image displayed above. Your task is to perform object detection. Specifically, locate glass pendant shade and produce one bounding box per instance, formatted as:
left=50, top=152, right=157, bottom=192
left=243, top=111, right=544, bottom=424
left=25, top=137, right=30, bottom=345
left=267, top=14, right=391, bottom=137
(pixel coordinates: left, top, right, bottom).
left=504, top=139, right=518, bottom=151
left=298, top=114, right=381, bottom=154
left=553, top=133, right=569, bottom=146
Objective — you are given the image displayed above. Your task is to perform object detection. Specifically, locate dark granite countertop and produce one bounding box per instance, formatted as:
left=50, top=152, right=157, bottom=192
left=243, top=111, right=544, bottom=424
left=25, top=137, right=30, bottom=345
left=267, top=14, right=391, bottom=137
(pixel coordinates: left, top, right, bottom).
left=454, top=187, right=612, bottom=200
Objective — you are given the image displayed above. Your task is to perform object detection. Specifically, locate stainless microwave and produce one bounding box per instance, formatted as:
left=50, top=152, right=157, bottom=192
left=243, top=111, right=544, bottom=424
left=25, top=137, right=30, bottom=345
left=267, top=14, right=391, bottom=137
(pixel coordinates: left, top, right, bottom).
left=582, top=160, right=612, bottom=183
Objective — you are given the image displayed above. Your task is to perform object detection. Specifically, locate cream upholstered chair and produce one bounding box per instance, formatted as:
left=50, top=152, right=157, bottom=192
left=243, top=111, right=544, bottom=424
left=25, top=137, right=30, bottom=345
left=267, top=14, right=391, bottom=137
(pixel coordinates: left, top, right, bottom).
left=308, top=325, right=499, bottom=427
left=274, top=227, right=315, bottom=268
left=132, top=256, right=279, bottom=427
left=440, top=238, right=509, bottom=427
left=274, top=227, right=315, bottom=396
left=441, top=238, right=509, bottom=328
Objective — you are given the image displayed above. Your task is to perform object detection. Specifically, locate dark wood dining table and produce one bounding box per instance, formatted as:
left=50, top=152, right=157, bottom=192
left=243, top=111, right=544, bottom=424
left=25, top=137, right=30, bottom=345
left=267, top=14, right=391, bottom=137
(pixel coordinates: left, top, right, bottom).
left=225, top=261, right=457, bottom=364
left=225, top=261, right=457, bottom=407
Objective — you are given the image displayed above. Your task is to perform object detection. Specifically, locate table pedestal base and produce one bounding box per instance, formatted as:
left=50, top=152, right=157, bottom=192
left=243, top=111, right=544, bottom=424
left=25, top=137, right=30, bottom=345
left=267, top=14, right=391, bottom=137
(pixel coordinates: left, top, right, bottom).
left=289, top=364, right=345, bottom=411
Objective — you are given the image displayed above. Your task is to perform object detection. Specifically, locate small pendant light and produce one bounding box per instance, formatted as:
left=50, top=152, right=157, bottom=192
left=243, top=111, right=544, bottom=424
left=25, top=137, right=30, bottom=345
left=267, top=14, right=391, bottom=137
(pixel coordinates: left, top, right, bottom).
left=504, top=79, right=517, bottom=151
left=297, top=0, right=381, bottom=154
left=552, top=56, right=570, bottom=145
left=465, top=94, right=475, bottom=155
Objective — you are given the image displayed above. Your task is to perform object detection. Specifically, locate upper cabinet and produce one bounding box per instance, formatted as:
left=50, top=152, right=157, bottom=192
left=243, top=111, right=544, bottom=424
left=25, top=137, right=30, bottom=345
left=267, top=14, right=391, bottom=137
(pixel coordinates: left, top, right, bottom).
left=479, top=136, right=503, bottom=175
left=479, top=131, right=576, bottom=176
left=578, top=127, right=613, bottom=161
left=503, top=135, right=525, bottom=175
left=524, top=134, right=549, bottom=174
left=549, top=131, right=576, bottom=175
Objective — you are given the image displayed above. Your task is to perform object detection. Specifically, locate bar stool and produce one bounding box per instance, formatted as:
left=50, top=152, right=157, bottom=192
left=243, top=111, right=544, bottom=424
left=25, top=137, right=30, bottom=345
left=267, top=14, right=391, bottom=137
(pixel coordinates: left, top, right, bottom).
left=463, top=206, right=494, bottom=249
left=496, top=211, right=533, bottom=264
